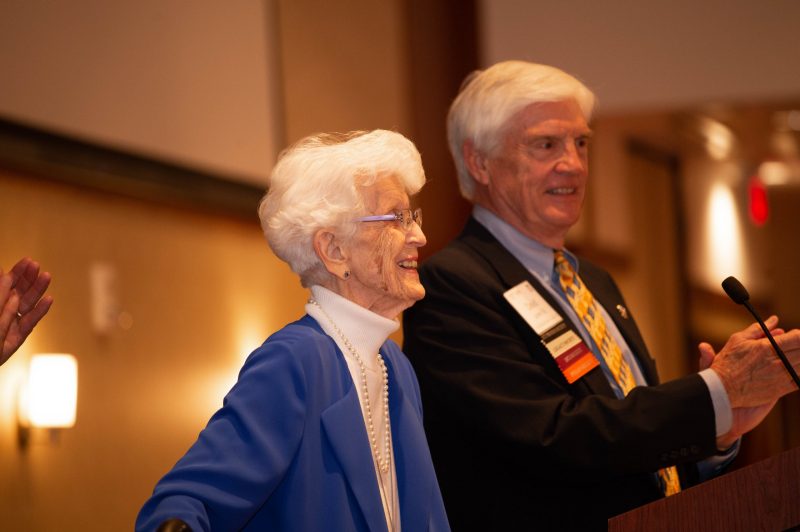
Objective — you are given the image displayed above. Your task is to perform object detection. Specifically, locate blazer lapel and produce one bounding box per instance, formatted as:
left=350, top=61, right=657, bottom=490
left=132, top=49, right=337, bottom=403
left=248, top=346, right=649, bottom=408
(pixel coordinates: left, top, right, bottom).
left=580, top=264, right=660, bottom=386
left=321, top=388, right=387, bottom=532
left=607, top=304, right=659, bottom=385
left=458, top=218, right=617, bottom=397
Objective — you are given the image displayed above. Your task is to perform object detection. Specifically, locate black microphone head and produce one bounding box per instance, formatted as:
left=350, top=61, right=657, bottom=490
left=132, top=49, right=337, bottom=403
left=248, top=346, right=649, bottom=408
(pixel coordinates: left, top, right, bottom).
left=722, top=276, right=750, bottom=304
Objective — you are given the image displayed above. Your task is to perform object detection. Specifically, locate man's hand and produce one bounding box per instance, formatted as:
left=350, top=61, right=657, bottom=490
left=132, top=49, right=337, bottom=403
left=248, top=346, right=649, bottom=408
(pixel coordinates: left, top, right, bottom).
left=700, top=341, right=779, bottom=449
left=0, top=258, right=53, bottom=365
left=710, top=316, right=800, bottom=407
left=700, top=317, right=800, bottom=448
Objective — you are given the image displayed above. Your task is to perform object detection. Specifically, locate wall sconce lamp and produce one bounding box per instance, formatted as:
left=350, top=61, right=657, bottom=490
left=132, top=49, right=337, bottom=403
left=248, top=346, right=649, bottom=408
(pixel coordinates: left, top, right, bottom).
left=18, top=353, right=78, bottom=449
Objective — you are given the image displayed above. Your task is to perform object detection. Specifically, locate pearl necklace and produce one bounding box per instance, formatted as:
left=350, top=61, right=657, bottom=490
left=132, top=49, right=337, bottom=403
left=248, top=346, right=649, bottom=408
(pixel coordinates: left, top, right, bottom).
left=309, top=299, right=392, bottom=474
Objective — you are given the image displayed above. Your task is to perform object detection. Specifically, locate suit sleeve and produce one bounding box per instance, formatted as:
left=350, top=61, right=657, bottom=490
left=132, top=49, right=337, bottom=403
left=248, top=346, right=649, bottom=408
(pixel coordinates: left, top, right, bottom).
left=135, top=337, right=308, bottom=532
left=403, top=245, right=717, bottom=479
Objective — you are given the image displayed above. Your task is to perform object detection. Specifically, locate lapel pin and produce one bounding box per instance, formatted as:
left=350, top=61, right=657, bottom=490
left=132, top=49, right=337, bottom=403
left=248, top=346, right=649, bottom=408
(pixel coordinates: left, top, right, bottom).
left=616, top=304, right=629, bottom=319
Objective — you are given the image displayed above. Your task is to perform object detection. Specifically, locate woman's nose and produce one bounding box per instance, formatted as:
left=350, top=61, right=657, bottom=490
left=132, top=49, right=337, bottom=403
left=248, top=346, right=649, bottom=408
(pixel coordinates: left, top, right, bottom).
left=408, top=219, right=426, bottom=247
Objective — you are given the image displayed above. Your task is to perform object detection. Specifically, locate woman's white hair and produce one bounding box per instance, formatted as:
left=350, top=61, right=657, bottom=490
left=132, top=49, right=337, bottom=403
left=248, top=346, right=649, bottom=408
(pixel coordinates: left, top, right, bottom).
left=258, top=129, right=425, bottom=287
left=447, top=60, right=596, bottom=200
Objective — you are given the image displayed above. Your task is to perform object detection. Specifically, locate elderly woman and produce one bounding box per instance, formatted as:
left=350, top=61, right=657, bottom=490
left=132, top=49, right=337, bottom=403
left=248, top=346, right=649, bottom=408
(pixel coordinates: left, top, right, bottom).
left=136, top=130, right=449, bottom=532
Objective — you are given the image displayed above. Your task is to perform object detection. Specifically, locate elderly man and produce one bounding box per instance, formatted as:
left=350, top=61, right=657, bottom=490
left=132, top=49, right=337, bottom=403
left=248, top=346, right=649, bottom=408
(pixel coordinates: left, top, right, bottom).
left=403, top=60, right=800, bottom=530
left=1, top=257, right=52, bottom=365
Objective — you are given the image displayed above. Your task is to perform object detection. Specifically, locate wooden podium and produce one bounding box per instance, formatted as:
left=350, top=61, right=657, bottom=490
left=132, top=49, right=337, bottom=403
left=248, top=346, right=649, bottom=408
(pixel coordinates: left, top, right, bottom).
left=608, top=446, right=800, bottom=531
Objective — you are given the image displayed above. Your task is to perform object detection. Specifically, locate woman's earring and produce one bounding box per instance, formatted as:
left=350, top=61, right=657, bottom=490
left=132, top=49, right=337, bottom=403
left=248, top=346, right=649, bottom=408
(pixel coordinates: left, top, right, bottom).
left=343, top=270, right=350, bottom=279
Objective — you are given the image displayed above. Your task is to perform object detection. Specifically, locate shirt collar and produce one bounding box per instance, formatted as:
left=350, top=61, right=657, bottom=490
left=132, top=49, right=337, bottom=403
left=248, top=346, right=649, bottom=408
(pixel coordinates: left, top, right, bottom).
left=472, top=204, right=579, bottom=279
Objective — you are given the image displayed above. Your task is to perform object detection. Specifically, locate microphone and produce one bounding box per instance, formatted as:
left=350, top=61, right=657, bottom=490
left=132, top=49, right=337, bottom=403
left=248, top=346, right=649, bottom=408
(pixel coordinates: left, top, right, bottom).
left=721, top=276, right=800, bottom=390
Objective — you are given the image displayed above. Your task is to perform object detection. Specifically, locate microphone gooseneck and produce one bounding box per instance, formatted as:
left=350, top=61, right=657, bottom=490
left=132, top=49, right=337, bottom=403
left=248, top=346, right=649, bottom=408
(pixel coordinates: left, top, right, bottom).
left=721, top=276, right=800, bottom=390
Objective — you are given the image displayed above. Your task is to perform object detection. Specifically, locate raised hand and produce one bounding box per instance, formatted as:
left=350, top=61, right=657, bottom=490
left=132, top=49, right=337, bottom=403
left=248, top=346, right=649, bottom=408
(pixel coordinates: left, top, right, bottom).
left=700, top=317, right=800, bottom=448
left=710, top=316, right=800, bottom=408
left=0, top=258, right=53, bottom=365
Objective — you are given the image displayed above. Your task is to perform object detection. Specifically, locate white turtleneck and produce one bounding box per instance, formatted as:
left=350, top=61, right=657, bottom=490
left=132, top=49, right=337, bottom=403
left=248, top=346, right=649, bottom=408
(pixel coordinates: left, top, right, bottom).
left=306, top=285, right=402, bottom=532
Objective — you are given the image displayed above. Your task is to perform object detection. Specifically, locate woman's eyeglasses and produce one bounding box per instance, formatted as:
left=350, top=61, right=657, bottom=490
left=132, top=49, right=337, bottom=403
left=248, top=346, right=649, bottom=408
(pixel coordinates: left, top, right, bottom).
left=355, top=208, right=423, bottom=230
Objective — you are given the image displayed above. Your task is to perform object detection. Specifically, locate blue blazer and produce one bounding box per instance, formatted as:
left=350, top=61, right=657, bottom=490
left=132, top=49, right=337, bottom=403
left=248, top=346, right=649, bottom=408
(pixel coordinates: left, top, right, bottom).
left=136, top=315, right=449, bottom=532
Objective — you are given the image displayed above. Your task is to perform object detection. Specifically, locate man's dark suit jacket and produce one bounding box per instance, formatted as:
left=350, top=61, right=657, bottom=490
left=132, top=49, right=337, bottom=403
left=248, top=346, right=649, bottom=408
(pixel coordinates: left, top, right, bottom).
left=403, top=218, right=719, bottom=531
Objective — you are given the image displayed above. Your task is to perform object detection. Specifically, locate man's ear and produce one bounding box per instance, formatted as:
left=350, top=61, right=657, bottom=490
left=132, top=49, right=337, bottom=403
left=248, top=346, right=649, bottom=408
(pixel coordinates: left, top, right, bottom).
left=313, top=228, right=350, bottom=280
left=463, top=140, right=491, bottom=185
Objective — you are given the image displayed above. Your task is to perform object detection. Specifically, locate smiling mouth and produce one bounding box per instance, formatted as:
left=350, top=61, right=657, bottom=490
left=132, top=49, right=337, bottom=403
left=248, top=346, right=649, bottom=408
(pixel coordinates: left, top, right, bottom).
left=546, top=187, right=577, bottom=195
left=398, top=260, right=418, bottom=270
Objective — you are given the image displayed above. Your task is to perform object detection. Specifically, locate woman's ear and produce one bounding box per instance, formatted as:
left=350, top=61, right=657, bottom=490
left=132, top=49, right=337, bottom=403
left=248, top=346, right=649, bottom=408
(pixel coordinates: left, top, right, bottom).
left=463, top=140, right=491, bottom=185
left=313, top=229, right=350, bottom=281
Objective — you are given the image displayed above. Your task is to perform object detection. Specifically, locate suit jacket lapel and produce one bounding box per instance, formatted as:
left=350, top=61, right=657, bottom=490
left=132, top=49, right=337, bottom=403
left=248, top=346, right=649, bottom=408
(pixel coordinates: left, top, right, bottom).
left=458, top=218, right=617, bottom=397
left=606, top=302, right=659, bottom=385
left=580, top=263, right=660, bottom=386
left=321, top=383, right=387, bottom=532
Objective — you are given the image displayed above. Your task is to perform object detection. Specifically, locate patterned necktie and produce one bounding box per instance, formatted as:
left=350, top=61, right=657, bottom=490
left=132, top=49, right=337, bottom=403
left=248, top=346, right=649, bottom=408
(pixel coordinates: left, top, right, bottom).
left=554, top=250, right=681, bottom=496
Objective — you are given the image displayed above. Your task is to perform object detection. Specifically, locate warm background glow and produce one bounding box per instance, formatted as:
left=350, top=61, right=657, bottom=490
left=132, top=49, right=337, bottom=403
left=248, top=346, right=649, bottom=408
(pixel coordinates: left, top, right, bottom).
left=26, top=354, right=78, bottom=428
left=707, top=183, right=746, bottom=285
left=0, top=1, right=799, bottom=529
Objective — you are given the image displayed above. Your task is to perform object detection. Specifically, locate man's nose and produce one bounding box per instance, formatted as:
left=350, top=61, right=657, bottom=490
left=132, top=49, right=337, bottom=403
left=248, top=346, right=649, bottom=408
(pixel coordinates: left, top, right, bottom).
left=555, top=142, right=586, bottom=174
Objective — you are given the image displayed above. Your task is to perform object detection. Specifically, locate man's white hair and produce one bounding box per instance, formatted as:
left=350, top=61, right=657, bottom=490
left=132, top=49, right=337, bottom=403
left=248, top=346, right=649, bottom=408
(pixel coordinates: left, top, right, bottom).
left=447, top=60, right=596, bottom=200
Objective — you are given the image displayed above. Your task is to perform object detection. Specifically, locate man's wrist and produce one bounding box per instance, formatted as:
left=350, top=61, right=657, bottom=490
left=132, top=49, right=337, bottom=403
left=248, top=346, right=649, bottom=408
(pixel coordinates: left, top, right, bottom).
left=699, top=368, right=733, bottom=437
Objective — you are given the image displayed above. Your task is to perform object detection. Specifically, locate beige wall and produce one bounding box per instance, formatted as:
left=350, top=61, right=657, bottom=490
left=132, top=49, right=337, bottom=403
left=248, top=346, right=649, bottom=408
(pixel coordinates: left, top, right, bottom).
left=278, top=0, right=411, bottom=142
left=481, top=0, right=800, bottom=113
left=0, top=170, right=309, bottom=529
left=0, top=0, right=412, bottom=184
left=0, top=1, right=412, bottom=529
left=0, top=0, right=281, bottom=186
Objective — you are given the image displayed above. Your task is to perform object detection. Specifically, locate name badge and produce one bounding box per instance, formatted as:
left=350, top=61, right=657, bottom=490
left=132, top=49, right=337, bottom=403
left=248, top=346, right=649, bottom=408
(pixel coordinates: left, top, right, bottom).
left=504, top=281, right=598, bottom=383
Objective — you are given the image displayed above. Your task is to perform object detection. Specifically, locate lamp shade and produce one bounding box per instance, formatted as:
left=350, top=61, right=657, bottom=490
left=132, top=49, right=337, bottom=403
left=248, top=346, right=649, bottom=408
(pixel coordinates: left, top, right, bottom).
left=26, top=354, right=78, bottom=428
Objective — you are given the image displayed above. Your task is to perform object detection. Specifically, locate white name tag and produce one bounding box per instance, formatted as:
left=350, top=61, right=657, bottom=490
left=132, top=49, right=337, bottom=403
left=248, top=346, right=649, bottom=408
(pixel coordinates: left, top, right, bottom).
left=503, top=280, right=599, bottom=384
left=503, top=280, right=561, bottom=335
left=545, top=329, right=582, bottom=356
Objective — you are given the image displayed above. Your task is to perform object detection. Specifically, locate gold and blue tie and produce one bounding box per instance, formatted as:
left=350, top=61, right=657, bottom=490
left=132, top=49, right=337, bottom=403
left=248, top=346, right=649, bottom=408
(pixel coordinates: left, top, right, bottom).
left=554, top=250, right=681, bottom=496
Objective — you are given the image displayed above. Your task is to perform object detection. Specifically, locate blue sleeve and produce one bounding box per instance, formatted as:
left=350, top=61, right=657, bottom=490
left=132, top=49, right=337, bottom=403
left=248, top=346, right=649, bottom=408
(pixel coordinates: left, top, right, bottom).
left=135, top=338, right=308, bottom=532
left=696, top=439, right=740, bottom=481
